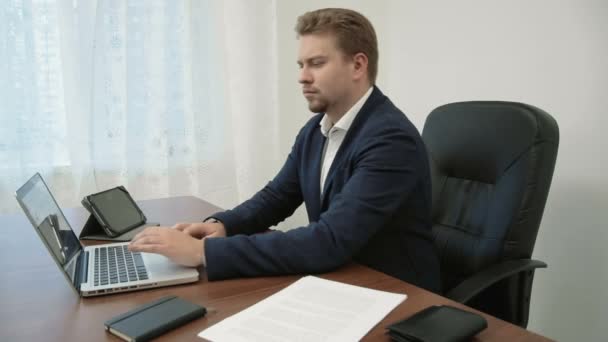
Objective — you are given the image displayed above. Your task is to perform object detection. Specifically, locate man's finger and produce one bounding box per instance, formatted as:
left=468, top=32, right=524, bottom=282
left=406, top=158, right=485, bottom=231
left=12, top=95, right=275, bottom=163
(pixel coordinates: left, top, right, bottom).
left=132, top=227, right=164, bottom=242
left=130, top=234, right=160, bottom=246
left=133, top=227, right=155, bottom=241
left=173, top=223, right=190, bottom=231
left=131, top=232, right=145, bottom=242
left=128, top=243, right=163, bottom=254
left=134, top=236, right=164, bottom=246
left=183, top=226, right=202, bottom=236
left=129, top=235, right=164, bottom=248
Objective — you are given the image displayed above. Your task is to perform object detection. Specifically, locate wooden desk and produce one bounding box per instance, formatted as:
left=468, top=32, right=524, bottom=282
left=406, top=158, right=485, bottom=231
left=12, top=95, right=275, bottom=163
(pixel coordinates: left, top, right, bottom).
left=0, top=196, right=550, bottom=341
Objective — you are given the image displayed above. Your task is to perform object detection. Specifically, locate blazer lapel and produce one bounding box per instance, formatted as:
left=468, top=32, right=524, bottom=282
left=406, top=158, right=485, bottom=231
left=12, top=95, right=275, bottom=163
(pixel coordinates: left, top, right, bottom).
left=320, top=87, right=385, bottom=207
left=307, top=128, right=326, bottom=221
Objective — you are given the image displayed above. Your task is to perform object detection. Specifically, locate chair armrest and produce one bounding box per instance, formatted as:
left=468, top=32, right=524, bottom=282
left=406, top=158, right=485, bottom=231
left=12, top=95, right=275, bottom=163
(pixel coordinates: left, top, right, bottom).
left=445, top=259, right=547, bottom=303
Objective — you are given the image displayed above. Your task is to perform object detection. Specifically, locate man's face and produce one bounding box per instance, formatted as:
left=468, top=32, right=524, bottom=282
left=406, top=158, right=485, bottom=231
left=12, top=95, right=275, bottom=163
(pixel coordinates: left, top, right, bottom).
left=297, top=34, right=355, bottom=115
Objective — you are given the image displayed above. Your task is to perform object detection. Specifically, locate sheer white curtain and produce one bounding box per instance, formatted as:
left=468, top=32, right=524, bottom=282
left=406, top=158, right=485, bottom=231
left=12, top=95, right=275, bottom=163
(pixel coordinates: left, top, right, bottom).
left=0, top=0, right=279, bottom=214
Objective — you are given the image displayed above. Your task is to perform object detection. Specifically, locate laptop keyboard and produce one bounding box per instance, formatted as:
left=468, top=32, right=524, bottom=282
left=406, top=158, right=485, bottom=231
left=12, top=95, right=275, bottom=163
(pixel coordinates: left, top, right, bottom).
left=93, top=245, right=148, bottom=287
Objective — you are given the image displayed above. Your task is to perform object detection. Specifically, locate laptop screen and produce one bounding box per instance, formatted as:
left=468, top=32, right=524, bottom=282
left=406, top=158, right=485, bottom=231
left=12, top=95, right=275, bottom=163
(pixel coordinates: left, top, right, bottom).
left=15, top=173, right=82, bottom=285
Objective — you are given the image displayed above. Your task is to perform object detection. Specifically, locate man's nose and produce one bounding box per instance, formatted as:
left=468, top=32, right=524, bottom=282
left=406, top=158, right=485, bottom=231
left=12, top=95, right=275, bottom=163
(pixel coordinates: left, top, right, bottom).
left=298, top=67, right=312, bottom=84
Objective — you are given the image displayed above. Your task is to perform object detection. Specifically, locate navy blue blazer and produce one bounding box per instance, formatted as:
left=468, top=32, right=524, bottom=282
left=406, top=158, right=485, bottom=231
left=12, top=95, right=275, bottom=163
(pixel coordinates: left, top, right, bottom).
left=205, top=87, right=441, bottom=292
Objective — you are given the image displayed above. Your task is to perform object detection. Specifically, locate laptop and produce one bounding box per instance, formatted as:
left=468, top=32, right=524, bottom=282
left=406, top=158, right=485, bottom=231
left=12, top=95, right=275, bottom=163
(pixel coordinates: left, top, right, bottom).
left=15, top=173, right=199, bottom=297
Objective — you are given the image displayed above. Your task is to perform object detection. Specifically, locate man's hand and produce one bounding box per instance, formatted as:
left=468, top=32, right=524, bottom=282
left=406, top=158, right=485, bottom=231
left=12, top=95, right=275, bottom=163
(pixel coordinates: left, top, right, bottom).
left=172, top=221, right=227, bottom=239
left=128, top=226, right=205, bottom=267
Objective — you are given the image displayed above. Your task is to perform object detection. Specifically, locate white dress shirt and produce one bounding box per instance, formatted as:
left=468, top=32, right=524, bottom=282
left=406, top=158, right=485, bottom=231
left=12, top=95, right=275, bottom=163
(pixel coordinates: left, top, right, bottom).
left=319, top=87, right=373, bottom=196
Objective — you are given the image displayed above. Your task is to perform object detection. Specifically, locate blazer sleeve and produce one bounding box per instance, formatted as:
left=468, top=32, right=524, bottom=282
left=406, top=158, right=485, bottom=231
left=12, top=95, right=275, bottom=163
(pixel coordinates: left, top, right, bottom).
left=205, top=125, right=424, bottom=280
left=210, top=129, right=305, bottom=236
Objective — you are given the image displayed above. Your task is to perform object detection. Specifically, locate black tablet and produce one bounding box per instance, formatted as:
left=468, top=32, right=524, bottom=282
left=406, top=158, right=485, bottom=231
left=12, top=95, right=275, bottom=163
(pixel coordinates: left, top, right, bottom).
left=81, top=186, right=146, bottom=237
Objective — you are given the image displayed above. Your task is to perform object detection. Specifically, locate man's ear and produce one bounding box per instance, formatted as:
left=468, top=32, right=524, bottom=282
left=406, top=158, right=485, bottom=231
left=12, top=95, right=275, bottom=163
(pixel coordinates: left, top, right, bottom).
left=352, top=52, right=369, bottom=81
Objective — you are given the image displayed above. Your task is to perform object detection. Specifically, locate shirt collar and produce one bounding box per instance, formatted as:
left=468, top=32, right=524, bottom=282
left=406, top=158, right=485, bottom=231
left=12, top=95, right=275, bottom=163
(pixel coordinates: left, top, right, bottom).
left=319, top=86, right=374, bottom=137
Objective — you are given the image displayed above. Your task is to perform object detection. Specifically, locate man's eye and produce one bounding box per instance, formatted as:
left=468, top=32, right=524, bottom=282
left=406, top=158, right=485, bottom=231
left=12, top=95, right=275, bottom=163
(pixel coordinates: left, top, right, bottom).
left=311, top=60, right=325, bottom=67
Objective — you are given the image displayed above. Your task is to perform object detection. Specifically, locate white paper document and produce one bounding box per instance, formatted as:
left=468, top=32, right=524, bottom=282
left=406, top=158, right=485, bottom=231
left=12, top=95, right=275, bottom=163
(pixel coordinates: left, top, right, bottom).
left=198, top=276, right=406, bottom=342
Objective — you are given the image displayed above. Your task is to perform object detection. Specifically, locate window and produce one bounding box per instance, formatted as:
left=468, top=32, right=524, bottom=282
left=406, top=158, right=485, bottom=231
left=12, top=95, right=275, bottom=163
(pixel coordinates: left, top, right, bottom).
left=0, top=0, right=225, bottom=213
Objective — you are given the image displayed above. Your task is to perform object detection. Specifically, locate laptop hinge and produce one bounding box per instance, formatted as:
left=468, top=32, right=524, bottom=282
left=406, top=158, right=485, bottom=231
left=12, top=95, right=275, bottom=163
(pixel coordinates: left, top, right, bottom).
left=73, top=250, right=89, bottom=291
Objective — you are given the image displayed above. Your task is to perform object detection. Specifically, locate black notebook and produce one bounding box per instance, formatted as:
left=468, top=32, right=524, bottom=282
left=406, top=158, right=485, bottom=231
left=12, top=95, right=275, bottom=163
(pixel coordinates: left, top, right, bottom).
left=105, top=296, right=206, bottom=342
left=386, top=305, right=487, bottom=342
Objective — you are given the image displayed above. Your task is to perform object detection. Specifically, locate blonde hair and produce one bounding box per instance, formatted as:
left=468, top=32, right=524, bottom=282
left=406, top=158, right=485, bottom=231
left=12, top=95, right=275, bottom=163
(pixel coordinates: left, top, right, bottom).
left=296, top=8, right=378, bottom=84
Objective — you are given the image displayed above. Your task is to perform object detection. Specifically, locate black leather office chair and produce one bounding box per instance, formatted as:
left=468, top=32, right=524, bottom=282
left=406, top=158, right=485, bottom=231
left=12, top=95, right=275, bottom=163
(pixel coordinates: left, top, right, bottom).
left=422, top=101, right=559, bottom=328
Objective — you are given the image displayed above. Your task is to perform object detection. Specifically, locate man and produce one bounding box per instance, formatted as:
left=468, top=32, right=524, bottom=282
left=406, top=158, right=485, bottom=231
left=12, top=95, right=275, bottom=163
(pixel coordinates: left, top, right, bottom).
left=129, top=8, right=441, bottom=292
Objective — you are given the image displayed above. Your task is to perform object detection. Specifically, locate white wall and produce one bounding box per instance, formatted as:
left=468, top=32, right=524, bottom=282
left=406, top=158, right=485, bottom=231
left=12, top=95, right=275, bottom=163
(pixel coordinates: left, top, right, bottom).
left=276, top=1, right=608, bottom=340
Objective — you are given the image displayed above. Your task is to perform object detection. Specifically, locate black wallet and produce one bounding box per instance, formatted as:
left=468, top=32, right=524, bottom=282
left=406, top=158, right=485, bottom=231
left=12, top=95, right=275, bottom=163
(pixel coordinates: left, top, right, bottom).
left=386, top=305, right=487, bottom=342
left=105, top=296, right=207, bottom=342
left=80, top=186, right=158, bottom=241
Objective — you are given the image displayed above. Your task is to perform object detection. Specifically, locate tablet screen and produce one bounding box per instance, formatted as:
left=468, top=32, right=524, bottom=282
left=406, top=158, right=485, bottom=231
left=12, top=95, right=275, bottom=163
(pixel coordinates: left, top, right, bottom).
left=88, top=187, right=145, bottom=234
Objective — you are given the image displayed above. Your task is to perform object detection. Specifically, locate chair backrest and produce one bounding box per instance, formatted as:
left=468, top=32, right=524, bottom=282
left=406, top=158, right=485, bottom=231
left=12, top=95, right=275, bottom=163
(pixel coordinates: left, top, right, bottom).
left=422, top=101, right=559, bottom=293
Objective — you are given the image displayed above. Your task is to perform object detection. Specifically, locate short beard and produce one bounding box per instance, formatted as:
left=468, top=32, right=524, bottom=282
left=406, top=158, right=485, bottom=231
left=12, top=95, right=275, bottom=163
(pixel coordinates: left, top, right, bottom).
left=307, top=98, right=328, bottom=114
